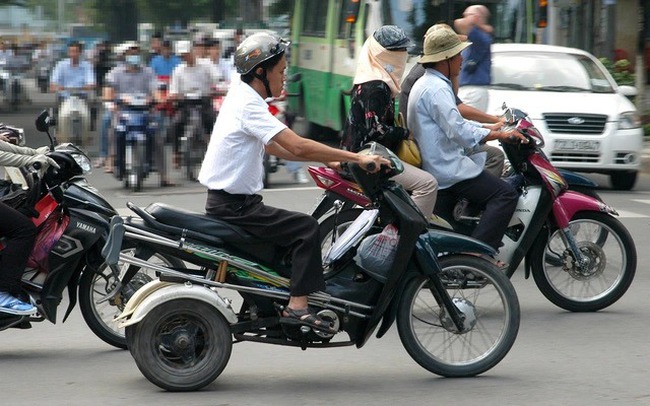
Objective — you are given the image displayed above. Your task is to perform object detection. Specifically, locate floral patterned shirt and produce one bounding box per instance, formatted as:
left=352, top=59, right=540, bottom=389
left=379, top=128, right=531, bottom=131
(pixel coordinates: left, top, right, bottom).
left=340, top=80, right=409, bottom=153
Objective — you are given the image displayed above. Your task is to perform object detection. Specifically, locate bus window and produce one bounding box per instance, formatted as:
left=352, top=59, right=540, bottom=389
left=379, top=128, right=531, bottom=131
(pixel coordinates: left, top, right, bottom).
left=338, top=0, right=359, bottom=39
left=301, top=0, right=329, bottom=37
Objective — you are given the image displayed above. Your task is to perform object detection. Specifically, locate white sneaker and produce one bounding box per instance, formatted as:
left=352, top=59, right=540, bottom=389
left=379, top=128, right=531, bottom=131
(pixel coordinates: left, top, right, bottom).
left=293, top=170, right=310, bottom=184
left=0, top=292, right=36, bottom=316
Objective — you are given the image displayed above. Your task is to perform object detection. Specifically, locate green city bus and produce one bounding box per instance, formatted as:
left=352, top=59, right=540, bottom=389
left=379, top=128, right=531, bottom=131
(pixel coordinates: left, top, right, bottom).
left=287, top=0, right=539, bottom=137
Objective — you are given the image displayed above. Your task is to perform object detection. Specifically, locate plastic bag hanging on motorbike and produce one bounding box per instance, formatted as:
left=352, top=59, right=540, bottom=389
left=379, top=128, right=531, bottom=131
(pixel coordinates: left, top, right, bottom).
left=354, top=224, right=400, bottom=283
left=26, top=211, right=70, bottom=272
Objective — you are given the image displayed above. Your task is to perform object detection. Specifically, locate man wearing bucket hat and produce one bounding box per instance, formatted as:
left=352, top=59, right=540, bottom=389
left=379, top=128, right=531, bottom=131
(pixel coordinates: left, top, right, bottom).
left=407, top=24, right=526, bottom=257
left=399, top=24, right=505, bottom=178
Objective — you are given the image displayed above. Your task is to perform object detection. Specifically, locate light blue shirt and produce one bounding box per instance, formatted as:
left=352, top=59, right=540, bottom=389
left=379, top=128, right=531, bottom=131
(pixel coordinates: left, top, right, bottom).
left=50, top=58, right=95, bottom=89
left=149, top=54, right=181, bottom=77
left=407, top=68, right=490, bottom=189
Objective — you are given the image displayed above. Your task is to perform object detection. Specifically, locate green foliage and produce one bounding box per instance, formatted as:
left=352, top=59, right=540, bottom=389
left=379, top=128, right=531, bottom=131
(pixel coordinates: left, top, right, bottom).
left=644, top=123, right=650, bottom=138
left=599, top=57, right=635, bottom=86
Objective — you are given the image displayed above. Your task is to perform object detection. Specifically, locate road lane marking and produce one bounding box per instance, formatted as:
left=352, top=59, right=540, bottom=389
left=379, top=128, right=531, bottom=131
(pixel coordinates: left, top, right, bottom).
left=631, top=199, right=650, bottom=205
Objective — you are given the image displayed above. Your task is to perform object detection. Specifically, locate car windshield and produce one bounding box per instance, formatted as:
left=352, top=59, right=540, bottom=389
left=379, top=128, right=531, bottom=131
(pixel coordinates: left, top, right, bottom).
left=491, top=51, right=615, bottom=93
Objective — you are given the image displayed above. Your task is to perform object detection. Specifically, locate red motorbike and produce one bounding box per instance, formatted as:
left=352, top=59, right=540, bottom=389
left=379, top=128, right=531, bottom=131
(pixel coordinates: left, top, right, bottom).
left=310, top=104, right=636, bottom=312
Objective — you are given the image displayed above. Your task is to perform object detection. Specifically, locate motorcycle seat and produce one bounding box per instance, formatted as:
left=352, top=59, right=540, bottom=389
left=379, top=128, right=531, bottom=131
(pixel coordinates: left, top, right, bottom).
left=145, top=202, right=259, bottom=244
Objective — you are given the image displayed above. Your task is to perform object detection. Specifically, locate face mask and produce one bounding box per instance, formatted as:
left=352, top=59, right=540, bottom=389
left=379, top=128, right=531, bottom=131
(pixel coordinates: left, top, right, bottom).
left=125, top=54, right=140, bottom=66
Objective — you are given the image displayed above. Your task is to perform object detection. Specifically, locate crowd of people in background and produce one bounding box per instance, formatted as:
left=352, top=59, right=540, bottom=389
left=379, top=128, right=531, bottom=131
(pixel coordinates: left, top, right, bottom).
left=0, top=27, right=310, bottom=186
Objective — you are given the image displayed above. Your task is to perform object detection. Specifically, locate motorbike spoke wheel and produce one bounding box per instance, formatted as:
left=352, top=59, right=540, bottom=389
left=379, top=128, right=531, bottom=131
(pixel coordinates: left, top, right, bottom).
left=397, top=255, right=520, bottom=377
left=78, top=242, right=184, bottom=349
left=531, top=212, right=636, bottom=312
left=129, top=299, right=232, bottom=392
left=317, top=208, right=363, bottom=278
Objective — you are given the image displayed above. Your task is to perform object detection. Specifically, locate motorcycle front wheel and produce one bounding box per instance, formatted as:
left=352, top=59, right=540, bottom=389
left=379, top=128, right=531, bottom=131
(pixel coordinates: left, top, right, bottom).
left=397, top=255, right=520, bottom=377
left=133, top=140, right=146, bottom=192
left=127, top=299, right=233, bottom=391
left=530, top=211, right=636, bottom=312
left=78, top=242, right=185, bottom=349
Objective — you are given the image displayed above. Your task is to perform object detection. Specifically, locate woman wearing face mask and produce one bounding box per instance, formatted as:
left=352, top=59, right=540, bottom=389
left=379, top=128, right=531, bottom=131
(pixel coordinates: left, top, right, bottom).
left=340, top=26, right=439, bottom=222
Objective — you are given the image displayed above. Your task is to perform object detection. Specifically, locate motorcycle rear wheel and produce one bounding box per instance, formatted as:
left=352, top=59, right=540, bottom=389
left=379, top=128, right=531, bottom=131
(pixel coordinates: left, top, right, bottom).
left=530, top=211, right=636, bottom=312
left=128, top=299, right=232, bottom=391
left=78, top=242, right=184, bottom=349
left=397, top=255, right=520, bottom=377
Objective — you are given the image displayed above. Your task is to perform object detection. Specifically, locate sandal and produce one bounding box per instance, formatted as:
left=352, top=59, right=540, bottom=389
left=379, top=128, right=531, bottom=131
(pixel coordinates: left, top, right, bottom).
left=281, top=307, right=337, bottom=334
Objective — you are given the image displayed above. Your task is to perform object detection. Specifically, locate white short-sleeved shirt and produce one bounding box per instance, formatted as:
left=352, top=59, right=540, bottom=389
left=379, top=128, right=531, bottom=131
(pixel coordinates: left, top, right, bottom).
left=169, top=61, right=216, bottom=97
left=198, top=82, right=287, bottom=194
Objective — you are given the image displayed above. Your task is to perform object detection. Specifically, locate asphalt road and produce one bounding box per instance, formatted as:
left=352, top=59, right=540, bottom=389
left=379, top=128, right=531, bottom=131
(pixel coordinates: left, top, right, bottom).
left=2, top=81, right=650, bottom=405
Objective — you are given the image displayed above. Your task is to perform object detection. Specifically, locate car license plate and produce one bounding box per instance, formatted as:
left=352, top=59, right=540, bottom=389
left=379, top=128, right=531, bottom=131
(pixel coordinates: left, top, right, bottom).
left=554, top=139, right=600, bottom=152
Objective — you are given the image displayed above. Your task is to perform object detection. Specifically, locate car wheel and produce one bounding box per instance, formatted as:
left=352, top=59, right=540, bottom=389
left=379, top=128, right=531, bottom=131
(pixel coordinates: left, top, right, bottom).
left=610, top=171, right=637, bottom=191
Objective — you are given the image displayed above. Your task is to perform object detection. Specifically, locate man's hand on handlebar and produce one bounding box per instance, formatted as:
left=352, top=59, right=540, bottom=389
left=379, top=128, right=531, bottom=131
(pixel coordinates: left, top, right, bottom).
left=358, top=154, right=391, bottom=173
left=500, top=129, right=528, bottom=144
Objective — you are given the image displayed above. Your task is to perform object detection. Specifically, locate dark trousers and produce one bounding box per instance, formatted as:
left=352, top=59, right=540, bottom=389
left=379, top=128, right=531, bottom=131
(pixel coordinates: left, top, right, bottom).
left=0, top=202, right=36, bottom=293
left=206, top=190, right=325, bottom=296
left=435, top=171, right=518, bottom=250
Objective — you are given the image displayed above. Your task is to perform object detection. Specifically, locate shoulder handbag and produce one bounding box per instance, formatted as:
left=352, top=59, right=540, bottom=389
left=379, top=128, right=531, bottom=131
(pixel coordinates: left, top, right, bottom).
left=394, top=113, right=422, bottom=168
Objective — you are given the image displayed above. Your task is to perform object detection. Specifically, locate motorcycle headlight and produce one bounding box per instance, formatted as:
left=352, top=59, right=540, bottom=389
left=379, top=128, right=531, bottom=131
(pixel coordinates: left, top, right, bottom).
left=618, top=111, right=641, bottom=129
left=72, top=153, right=92, bottom=174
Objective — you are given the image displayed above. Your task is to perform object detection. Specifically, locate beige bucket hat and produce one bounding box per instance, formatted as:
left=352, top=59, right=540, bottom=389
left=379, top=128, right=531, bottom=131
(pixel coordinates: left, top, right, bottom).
left=419, top=24, right=471, bottom=64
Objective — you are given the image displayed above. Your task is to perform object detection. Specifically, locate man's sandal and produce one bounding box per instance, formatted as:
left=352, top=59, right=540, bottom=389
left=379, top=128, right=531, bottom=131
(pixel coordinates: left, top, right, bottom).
left=281, top=307, right=337, bottom=334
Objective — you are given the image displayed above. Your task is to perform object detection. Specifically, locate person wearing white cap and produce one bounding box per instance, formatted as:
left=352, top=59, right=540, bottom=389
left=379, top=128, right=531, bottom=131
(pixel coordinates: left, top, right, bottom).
left=407, top=24, right=526, bottom=259
left=167, top=39, right=218, bottom=169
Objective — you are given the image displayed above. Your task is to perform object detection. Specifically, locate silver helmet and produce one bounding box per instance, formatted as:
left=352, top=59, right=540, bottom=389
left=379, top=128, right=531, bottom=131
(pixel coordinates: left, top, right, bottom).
left=234, top=32, right=289, bottom=75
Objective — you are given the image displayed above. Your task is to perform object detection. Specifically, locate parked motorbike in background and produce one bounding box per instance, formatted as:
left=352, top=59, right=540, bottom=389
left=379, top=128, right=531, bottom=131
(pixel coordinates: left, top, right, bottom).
left=36, top=57, right=53, bottom=93
left=0, top=60, right=27, bottom=111
left=311, top=105, right=636, bottom=312
left=56, top=88, right=92, bottom=147
left=113, top=93, right=158, bottom=192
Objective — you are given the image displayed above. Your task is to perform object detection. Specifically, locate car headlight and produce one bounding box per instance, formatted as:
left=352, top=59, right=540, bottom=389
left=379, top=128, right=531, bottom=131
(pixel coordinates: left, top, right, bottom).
left=72, top=153, right=92, bottom=174
left=618, top=111, right=641, bottom=129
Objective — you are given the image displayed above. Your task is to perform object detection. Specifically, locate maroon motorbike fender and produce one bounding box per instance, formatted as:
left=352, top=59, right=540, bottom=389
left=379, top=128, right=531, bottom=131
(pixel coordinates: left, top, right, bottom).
left=552, top=190, right=617, bottom=228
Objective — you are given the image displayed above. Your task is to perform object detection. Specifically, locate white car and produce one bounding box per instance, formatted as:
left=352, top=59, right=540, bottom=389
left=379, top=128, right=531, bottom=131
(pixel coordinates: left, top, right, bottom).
left=487, top=43, right=643, bottom=190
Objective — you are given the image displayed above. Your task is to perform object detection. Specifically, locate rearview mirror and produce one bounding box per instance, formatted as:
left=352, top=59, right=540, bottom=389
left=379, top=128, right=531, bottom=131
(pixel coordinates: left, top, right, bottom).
left=35, top=109, right=53, bottom=132
left=618, top=85, right=637, bottom=97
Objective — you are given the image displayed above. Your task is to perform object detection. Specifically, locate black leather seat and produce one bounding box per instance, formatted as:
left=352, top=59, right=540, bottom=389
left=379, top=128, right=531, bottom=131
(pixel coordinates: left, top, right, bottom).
left=145, top=202, right=258, bottom=244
